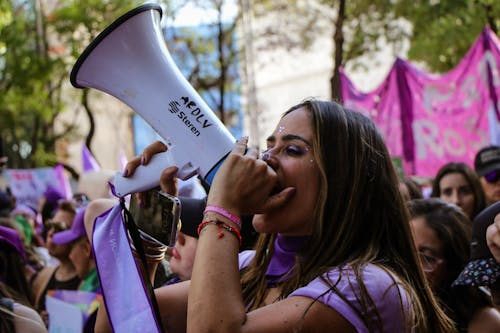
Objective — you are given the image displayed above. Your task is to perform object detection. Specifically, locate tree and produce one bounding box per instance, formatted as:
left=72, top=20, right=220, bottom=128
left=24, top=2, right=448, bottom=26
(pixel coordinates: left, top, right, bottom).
left=49, top=0, right=140, bottom=151
left=164, top=0, right=242, bottom=131
left=250, top=0, right=410, bottom=101
left=0, top=0, right=140, bottom=173
left=0, top=0, right=67, bottom=169
left=397, top=0, right=500, bottom=72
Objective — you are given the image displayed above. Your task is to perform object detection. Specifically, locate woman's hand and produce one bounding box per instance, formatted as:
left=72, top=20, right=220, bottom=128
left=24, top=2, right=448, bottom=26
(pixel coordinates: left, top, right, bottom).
left=207, top=137, right=295, bottom=216
left=122, top=141, right=179, bottom=200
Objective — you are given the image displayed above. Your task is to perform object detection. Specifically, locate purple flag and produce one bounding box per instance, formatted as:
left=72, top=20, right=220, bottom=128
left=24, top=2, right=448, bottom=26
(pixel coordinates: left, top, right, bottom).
left=341, top=27, right=500, bottom=177
left=54, top=164, right=73, bottom=200
left=82, top=144, right=101, bottom=172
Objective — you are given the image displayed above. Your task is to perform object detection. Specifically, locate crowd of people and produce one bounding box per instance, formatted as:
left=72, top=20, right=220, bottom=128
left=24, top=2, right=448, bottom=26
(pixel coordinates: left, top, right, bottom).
left=1, top=99, right=500, bottom=332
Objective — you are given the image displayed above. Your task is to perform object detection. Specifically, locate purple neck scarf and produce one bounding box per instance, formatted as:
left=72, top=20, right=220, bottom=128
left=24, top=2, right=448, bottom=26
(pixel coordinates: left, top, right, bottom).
left=265, top=234, right=308, bottom=286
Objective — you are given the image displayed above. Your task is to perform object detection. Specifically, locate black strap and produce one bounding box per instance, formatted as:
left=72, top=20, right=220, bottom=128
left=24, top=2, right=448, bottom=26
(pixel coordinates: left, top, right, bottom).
left=120, top=199, right=165, bottom=332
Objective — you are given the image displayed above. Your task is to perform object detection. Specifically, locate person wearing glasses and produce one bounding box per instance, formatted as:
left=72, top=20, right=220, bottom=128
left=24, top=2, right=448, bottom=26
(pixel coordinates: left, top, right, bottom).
left=475, top=146, right=500, bottom=206
left=31, top=200, right=81, bottom=325
left=408, top=198, right=500, bottom=332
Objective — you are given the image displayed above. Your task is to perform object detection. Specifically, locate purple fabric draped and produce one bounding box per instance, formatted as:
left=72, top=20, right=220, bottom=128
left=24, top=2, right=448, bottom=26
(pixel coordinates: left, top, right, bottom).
left=265, top=235, right=307, bottom=286
left=341, top=27, right=500, bottom=177
left=82, top=144, right=101, bottom=172
left=92, top=204, right=161, bottom=333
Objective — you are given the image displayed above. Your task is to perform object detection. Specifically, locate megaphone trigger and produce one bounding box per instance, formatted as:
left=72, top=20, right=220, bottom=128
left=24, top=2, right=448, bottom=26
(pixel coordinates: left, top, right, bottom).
left=177, top=162, right=199, bottom=180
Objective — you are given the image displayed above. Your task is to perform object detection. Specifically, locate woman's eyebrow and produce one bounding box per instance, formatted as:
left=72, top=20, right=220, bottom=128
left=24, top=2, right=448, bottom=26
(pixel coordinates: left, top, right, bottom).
left=266, top=134, right=312, bottom=146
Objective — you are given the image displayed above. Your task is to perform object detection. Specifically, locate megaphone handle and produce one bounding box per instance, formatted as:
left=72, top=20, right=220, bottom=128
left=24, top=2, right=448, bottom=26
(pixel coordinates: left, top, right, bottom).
left=112, top=151, right=177, bottom=197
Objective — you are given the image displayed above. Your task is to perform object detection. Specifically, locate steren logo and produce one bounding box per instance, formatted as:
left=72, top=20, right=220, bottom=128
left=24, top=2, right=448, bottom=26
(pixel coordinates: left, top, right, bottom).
left=168, top=97, right=213, bottom=137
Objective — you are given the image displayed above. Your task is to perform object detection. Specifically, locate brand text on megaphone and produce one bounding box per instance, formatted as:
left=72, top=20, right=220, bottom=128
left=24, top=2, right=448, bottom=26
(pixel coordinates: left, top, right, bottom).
left=168, top=96, right=214, bottom=138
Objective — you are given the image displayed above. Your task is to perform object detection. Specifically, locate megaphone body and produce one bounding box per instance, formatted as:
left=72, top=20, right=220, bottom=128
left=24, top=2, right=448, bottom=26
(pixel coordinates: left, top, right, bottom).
left=71, top=4, right=235, bottom=196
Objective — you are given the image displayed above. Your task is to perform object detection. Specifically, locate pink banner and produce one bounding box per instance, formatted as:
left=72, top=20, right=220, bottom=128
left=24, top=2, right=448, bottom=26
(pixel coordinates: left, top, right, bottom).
left=341, top=27, right=500, bottom=177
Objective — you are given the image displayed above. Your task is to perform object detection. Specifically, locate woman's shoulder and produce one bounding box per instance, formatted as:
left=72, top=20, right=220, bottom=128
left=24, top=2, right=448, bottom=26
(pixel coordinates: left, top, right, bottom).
left=289, top=263, right=411, bottom=333
left=293, top=263, right=406, bottom=296
left=13, top=302, right=47, bottom=333
left=468, top=306, right=500, bottom=333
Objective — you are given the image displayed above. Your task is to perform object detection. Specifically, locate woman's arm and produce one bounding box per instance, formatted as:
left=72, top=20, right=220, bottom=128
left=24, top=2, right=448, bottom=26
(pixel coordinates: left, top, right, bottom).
left=468, top=306, right=500, bottom=333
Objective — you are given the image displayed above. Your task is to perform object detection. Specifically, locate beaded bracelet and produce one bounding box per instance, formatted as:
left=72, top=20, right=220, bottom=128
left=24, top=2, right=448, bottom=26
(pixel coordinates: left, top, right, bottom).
left=197, top=219, right=242, bottom=247
left=203, top=205, right=241, bottom=228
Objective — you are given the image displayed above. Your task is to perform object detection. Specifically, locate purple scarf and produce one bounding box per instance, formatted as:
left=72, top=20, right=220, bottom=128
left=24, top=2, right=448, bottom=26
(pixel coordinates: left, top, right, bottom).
left=265, top=234, right=308, bottom=286
left=93, top=204, right=162, bottom=332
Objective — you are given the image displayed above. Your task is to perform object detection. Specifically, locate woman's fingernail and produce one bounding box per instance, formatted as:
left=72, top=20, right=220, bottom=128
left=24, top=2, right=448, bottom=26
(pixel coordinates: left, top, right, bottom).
left=287, top=188, right=296, bottom=198
left=122, top=169, right=129, bottom=177
left=140, top=156, right=145, bottom=165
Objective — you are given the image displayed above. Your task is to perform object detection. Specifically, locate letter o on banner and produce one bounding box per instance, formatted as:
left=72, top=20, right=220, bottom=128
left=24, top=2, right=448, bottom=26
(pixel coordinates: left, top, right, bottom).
left=443, top=129, right=466, bottom=157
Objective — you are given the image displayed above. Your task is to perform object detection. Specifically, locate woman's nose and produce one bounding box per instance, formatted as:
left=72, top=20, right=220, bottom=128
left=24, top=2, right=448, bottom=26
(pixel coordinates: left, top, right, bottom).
left=261, top=148, right=279, bottom=169
left=176, top=231, right=186, bottom=246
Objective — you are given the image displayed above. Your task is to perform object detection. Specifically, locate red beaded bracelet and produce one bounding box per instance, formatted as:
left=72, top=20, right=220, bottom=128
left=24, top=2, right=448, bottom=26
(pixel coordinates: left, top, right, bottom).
left=203, top=205, right=241, bottom=228
left=197, top=219, right=242, bottom=247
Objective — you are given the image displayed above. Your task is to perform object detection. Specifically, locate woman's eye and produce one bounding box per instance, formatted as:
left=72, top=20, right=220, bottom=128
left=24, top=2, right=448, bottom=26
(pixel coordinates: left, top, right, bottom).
left=285, top=145, right=305, bottom=156
left=441, top=188, right=453, bottom=197
left=458, top=187, right=472, bottom=196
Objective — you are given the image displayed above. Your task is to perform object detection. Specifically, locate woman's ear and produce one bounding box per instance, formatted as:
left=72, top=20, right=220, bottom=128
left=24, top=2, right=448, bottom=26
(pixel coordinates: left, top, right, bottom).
left=82, top=239, right=92, bottom=258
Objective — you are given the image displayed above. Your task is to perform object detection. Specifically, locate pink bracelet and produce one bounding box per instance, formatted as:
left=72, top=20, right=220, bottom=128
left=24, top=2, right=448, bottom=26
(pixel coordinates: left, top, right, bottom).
left=203, top=205, right=241, bottom=228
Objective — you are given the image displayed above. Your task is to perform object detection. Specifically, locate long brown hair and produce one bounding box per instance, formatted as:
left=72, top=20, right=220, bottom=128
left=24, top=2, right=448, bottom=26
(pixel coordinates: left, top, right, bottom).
left=240, top=100, right=455, bottom=332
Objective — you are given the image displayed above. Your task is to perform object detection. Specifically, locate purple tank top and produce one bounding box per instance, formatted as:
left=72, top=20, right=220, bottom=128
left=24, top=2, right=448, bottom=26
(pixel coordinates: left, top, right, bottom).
left=239, top=250, right=412, bottom=333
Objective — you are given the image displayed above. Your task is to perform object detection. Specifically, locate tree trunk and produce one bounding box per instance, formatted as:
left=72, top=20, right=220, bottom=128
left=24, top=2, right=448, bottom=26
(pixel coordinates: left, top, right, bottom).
left=330, top=0, right=345, bottom=103
left=82, top=89, right=96, bottom=152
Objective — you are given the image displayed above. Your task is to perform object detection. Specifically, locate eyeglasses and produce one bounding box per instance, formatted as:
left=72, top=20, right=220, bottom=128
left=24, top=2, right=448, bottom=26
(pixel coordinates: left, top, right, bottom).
left=484, top=170, right=500, bottom=184
left=72, top=193, right=89, bottom=208
left=418, top=251, right=444, bottom=273
left=46, top=221, right=69, bottom=232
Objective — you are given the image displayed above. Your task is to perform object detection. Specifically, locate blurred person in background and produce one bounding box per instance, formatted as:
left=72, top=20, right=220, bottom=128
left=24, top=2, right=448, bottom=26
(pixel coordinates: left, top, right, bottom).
left=0, top=189, right=14, bottom=218
left=475, top=146, right=500, bottom=206
left=52, top=205, right=98, bottom=293
left=455, top=201, right=500, bottom=308
left=431, top=162, right=486, bottom=220
left=52, top=205, right=100, bottom=332
left=409, top=198, right=500, bottom=332
left=399, top=176, right=423, bottom=201
left=0, top=225, right=34, bottom=306
left=38, top=185, right=65, bottom=239
left=10, top=204, right=44, bottom=247
left=31, top=200, right=80, bottom=323
left=0, top=282, right=47, bottom=333
left=487, top=212, right=500, bottom=264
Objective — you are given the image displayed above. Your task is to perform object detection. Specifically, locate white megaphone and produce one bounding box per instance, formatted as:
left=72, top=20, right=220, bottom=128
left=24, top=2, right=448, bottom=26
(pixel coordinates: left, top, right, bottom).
left=70, top=3, right=235, bottom=197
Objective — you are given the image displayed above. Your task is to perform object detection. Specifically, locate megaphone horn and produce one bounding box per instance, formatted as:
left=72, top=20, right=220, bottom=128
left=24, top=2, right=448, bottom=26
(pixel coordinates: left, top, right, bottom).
left=71, top=3, right=235, bottom=196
